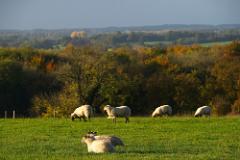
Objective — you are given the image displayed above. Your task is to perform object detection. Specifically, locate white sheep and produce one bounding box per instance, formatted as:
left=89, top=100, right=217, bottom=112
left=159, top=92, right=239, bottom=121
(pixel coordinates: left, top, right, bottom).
left=194, top=106, right=211, bottom=117
left=103, top=105, right=131, bottom=123
left=81, top=135, right=115, bottom=153
left=87, top=131, right=124, bottom=147
left=71, top=105, right=93, bottom=121
left=152, top=105, right=172, bottom=117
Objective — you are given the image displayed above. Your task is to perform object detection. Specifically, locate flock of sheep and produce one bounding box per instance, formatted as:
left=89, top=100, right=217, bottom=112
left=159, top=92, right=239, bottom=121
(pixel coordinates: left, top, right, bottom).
left=71, top=104, right=211, bottom=153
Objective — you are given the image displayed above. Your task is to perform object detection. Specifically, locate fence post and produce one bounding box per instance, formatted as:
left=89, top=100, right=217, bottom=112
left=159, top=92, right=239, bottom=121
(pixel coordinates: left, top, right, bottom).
left=53, top=109, right=56, bottom=118
left=13, top=110, right=15, bottom=119
left=5, top=111, right=7, bottom=119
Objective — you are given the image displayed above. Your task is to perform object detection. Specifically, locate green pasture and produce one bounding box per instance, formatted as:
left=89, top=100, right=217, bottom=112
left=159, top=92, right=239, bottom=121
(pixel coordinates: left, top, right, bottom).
left=199, top=41, right=232, bottom=47
left=0, top=117, right=240, bottom=160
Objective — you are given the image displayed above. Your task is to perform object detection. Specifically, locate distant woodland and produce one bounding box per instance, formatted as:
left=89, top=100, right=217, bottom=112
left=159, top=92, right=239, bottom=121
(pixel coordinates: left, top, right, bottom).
left=0, top=25, right=240, bottom=117
left=1, top=24, right=240, bottom=49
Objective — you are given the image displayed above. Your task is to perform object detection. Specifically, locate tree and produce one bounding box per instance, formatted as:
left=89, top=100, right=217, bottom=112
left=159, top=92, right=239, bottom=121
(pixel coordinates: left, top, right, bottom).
left=0, top=60, right=28, bottom=115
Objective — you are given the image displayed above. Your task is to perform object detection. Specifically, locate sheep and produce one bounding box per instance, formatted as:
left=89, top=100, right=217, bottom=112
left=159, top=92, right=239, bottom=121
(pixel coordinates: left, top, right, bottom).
left=103, top=105, right=131, bottom=123
left=71, top=105, right=93, bottom=121
left=81, top=135, right=115, bottom=153
left=152, top=105, right=172, bottom=117
left=194, top=106, right=211, bottom=117
left=87, top=131, right=124, bottom=147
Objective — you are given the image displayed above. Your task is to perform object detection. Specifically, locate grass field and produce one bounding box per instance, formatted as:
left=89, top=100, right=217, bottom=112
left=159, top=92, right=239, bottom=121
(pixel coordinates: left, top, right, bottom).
left=144, top=41, right=172, bottom=45
left=199, top=41, right=232, bottom=47
left=143, top=40, right=233, bottom=47
left=1, top=117, right=240, bottom=160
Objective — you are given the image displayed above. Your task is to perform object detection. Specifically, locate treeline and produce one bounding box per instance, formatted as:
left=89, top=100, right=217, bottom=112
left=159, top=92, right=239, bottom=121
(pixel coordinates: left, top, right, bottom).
left=1, top=29, right=240, bottom=49
left=1, top=41, right=240, bottom=117
left=91, top=29, right=240, bottom=47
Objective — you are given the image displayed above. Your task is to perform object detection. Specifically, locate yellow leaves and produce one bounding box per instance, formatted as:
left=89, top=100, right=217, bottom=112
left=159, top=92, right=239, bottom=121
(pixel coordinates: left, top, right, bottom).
left=30, top=55, right=56, bottom=72
left=223, top=40, right=240, bottom=57
left=31, top=55, right=42, bottom=65
left=155, top=56, right=169, bottom=66
left=134, top=46, right=154, bottom=55
left=167, top=44, right=202, bottom=56
left=32, top=83, right=80, bottom=117
left=144, top=55, right=169, bottom=66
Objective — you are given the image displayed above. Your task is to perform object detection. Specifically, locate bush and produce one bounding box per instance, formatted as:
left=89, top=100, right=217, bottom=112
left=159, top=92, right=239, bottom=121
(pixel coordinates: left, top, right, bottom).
left=231, top=98, right=240, bottom=114
left=211, top=96, right=232, bottom=115
left=31, top=83, right=79, bottom=117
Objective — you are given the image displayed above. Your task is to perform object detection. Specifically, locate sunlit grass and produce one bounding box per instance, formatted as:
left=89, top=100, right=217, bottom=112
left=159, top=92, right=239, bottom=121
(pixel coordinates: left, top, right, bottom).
left=0, top=117, right=240, bottom=159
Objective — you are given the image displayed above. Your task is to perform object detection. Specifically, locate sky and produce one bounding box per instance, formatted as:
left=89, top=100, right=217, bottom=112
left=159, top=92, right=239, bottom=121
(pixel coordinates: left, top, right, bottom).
left=0, top=0, right=239, bottom=30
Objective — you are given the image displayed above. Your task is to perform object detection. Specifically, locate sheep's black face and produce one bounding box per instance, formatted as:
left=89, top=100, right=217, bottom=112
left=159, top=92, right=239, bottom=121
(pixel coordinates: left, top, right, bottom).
left=103, top=109, right=108, bottom=115
left=71, top=117, right=75, bottom=121
left=88, top=131, right=97, bottom=135
left=87, top=131, right=97, bottom=137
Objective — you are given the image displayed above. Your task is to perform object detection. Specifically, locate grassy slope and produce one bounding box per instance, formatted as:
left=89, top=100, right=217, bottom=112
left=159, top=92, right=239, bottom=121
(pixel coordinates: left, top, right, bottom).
left=198, top=41, right=232, bottom=47
left=0, top=117, right=240, bottom=160
left=143, top=40, right=233, bottom=46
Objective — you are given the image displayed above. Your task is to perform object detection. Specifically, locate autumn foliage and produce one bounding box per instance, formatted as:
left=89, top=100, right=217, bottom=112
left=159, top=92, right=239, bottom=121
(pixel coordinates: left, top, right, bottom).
left=1, top=41, right=240, bottom=117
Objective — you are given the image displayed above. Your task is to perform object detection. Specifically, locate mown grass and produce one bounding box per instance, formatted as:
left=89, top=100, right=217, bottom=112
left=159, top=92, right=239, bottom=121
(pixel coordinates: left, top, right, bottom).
left=0, top=117, right=240, bottom=160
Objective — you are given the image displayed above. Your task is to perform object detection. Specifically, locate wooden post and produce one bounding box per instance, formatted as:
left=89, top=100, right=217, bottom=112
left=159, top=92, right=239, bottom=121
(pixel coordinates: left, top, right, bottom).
left=13, top=110, right=15, bottom=119
left=5, top=111, right=7, bottom=119
left=53, top=109, right=56, bottom=118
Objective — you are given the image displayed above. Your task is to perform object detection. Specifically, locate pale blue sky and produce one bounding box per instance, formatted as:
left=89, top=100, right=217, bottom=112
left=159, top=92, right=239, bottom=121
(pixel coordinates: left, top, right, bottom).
left=0, top=0, right=239, bottom=29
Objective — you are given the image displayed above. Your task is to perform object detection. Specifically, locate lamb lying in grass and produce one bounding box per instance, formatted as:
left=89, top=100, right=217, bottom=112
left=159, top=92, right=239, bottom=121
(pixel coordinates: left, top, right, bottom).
left=194, top=106, right=211, bottom=117
left=103, top=105, right=131, bottom=123
left=71, top=105, right=93, bottom=121
left=81, top=135, right=115, bottom=153
left=86, top=131, right=124, bottom=147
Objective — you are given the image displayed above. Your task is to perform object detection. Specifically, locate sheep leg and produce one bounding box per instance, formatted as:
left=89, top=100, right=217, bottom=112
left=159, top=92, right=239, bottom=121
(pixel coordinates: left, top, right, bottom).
left=206, top=112, right=211, bottom=117
left=125, top=117, right=129, bottom=123
left=204, top=114, right=210, bottom=118
left=113, top=117, right=116, bottom=123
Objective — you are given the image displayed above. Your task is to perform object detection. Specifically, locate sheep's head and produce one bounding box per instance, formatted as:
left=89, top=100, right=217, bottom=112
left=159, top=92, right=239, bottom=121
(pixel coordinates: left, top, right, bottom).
left=87, top=131, right=97, bottom=137
left=152, top=110, right=158, bottom=117
left=152, top=113, right=157, bottom=117
left=194, top=114, right=200, bottom=117
left=71, top=113, right=75, bottom=121
left=103, top=105, right=112, bottom=112
left=81, top=135, right=95, bottom=144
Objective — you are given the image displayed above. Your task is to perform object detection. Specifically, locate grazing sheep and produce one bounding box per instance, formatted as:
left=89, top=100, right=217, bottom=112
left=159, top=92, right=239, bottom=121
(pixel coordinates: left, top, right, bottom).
left=71, top=105, right=93, bottom=121
left=81, top=135, right=115, bottom=153
left=152, top=105, right=172, bottom=117
left=87, top=131, right=124, bottom=147
left=103, top=105, right=131, bottom=123
left=194, top=106, right=211, bottom=117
